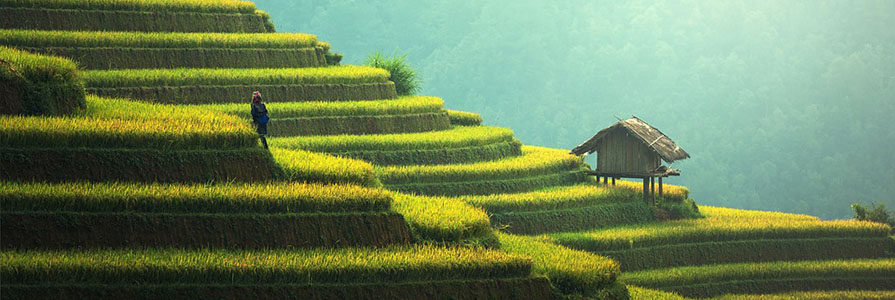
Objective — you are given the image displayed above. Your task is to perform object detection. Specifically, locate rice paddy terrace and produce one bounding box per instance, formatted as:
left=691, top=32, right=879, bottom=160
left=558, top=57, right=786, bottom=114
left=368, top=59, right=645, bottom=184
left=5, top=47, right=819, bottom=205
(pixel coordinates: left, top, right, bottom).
left=1, top=0, right=894, bottom=299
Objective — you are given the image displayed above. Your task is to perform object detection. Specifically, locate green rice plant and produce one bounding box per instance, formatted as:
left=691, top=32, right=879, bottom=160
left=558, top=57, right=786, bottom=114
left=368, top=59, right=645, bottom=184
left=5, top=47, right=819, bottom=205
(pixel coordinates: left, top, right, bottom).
left=87, top=81, right=398, bottom=104
left=364, top=51, right=420, bottom=96
left=604, top=237, right=895, bottom=272
left=270, top=125, right=516, bottom=153
left=0, top=148, right=278, bottom=183
left=377, top=146, right=583, bottom=184
left=82, top=66, right=390, bottom=88
left=0, top=245, right=532, bottom=285
left=0, top=0, right=258, bottom=13
left=622, top=258, right=895, bottom=292
left=391, top=193, right=492, bottom=243
left=19, top=47, right=327, bottom=70
left=264, top=112, right=450, bottom=137
left=1, top=96, right=256, bottom=150
left=613, top=179, right=690, bottom=202
left=333, top=140, right=523, bottom=166
left=255, top=9, right=275, bottom=32
left=711, top=290, right=895, bottom=300
left=0, top=29, right=319, bottom=49
left=198, top=96, right=444, bottom=118
left=4, top=210, right=411, bottom=249
left=549, top=206, right=891, bottom=252
left=0, top=46, right=84, bottom=115
left=497, top=232, right=621, bottom=297
left=628, top=286, right=691, bottom=300
left=0, top=181, right=391, bottom=213
left=270, top=147, right=380, bottom=187
left=457, top=183, right=640, bottom=213
left=0, top=6, right=269, bottom=33
left=386, top=171, right=586, bottom=197
left=492, top=201, right=655, bottom=235
left=446, top=109, right=483, bottom=126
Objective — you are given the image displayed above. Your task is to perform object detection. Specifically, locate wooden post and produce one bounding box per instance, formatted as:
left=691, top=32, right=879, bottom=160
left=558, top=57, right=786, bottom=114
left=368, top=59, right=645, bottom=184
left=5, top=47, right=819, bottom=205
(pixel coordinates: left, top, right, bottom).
left=611, top=177, right=616, bottom=186
left=642, top=177, right=649, bottom=204
left=603, top=176, right=608, bottom=184
left=658, top=177, right=664, bottom=198
left=650, top=177, right=655, bottom=203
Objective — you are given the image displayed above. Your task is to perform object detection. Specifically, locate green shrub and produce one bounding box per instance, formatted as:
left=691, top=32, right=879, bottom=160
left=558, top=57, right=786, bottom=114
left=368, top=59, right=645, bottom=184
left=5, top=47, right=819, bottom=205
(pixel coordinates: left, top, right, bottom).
left=364, top=51, right=420, bottom=96
left=0, top=46, right=84, bottom=115
left=852, top=202, right=895, bottom=232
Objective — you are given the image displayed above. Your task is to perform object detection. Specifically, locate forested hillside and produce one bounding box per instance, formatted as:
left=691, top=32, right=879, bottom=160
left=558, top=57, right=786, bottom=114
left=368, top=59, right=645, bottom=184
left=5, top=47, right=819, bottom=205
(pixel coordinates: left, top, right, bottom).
left=255, top=0, right=895, bottom=219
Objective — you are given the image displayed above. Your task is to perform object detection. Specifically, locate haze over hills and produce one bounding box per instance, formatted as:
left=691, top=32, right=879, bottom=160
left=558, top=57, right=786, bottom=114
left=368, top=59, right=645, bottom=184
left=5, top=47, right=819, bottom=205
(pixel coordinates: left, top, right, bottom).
left=255, top=0, right=895, bottom=219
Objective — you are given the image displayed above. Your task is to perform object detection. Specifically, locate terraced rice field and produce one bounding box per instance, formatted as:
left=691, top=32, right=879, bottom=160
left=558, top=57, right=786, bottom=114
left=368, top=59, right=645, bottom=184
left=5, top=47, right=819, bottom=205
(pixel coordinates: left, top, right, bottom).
left=623, top=259, right=895, bottom=298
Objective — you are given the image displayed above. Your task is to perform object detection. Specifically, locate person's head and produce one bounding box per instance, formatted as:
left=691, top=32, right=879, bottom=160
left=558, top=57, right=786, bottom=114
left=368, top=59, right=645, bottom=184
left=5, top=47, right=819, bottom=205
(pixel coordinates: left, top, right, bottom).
left=252, top=91, right=262, bottom=103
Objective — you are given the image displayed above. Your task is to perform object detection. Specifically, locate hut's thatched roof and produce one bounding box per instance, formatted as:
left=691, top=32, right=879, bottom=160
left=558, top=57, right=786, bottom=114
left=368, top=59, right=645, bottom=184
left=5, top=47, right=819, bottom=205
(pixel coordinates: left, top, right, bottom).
left=570, top=116, right=690, bottom=163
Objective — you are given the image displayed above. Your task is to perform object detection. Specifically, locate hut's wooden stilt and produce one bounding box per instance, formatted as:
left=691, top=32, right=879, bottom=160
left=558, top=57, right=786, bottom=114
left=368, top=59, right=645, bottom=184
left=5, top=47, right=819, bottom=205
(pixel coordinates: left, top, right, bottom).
left=603, top=177, right=608, bottom=184
left=611, top=177, right=616, bottom=186
left=658, top=177, right=663, bottom=198
left=642, top=177, right=649, bottom=204
left=650, top=177, right=656, bottom=203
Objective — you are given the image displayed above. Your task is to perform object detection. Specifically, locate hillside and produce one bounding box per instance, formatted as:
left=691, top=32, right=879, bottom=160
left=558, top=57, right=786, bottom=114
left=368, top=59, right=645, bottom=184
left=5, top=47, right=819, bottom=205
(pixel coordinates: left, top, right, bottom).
left=1, top=1, right=894, bottom=299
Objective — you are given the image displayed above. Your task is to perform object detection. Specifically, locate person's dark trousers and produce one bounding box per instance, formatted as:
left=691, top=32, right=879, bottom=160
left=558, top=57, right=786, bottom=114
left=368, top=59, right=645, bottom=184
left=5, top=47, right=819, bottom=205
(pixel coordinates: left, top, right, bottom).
left=257, top=122, right=269, bottom=149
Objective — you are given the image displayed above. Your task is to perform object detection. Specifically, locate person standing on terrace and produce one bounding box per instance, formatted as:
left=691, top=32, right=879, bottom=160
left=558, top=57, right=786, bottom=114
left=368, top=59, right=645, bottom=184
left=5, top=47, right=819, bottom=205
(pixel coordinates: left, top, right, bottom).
left=251, top=91, right=269, bottom=149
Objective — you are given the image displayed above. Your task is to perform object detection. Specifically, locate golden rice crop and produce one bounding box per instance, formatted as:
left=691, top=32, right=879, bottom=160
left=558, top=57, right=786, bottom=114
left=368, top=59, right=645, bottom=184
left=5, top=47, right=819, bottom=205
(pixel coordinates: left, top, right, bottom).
left=613, top=179, right=690, bottom=200
left=0, top=96, right=255, bottom=149
left=712, top=290, right=895, bottom=300
left=497, top=232, right=620, bottom=296
left=82, top=65, right=390, bottom=88
left=391, top=193, right=492, bottom=242
left=622, top=258, right=895, bottom=288
left=269, top=126, right=516, bottom=153
left=270, top=147, right=380, bottom=187
left=627, top=286, right=691, bottom=300
left=0, top=245, right=532, bottom=285
left=549, top=206, right=890, bottom=251
left=0, top=181, right=391, bottom=213
left=0, top=29, right=320, bottom=49
left=458, top=184, right=638, bottom=213
left=0, top=45, right=78, bottom=82
left=0, top=0, right=257, bottom=13
left=198, top=96, right=444, bottom=119
left=377, top=146, right=582, bottom=184
left=445, top=109, right=483, bottom=126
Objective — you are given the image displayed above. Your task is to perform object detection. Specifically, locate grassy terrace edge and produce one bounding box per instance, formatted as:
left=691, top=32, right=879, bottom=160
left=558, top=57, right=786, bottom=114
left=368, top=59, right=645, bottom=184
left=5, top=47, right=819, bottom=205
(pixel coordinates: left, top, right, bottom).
left=0, top=0, right=258, bottom=14
left=0, top=181, right=391, bottom=213
left=0, top=245, right=532, bottom=285
left=0, top=7, right=271, bottom=33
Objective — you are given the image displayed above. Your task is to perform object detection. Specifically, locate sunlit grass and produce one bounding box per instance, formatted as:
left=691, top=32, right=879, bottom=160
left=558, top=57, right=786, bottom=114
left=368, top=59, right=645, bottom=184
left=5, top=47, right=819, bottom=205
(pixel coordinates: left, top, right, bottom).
left=0, top=181, right=391, bottom=213
left=198, top=96, right=444, bottom=119
left=0, top=29, right=320, bottom=48
left=82, top=66, right=390, bottom=88
left=0, top=245, right=532, bottom=285
left=0, top=0, right=258, bottom=13
left=270, top=126, right=515, bottom=153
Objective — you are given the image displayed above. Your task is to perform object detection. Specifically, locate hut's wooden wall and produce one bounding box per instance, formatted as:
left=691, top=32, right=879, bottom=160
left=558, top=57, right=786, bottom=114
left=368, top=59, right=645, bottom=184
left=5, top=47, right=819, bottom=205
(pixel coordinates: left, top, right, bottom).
left=595, top=128, right=660, bottom=174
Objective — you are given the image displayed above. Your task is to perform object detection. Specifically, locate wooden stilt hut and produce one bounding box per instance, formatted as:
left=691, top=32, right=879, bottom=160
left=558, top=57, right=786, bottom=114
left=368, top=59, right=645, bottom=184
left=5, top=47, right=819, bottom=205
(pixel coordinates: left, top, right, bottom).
left=570, top=116, right=690, bottom=204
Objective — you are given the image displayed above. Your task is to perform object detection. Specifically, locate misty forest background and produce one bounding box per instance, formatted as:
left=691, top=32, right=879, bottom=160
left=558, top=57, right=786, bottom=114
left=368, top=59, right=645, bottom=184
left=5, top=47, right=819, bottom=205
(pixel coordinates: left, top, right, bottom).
left=254, top=0, right=894, bottom=219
